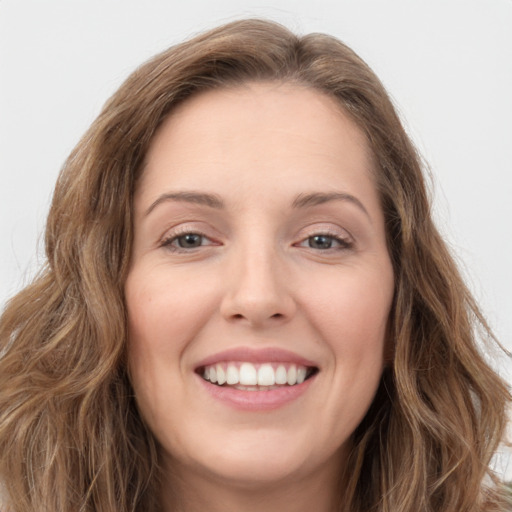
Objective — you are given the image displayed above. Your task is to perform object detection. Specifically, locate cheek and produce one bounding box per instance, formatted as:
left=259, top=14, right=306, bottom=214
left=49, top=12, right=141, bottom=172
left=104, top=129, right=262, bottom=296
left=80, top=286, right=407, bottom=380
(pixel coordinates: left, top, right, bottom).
left=125, top=266, right=217, bottom=357
left=302, top=266, right=393, bottom=355
left=305, top=268, right=392, bottom=432
left=124, top=268, right=216, bottom=411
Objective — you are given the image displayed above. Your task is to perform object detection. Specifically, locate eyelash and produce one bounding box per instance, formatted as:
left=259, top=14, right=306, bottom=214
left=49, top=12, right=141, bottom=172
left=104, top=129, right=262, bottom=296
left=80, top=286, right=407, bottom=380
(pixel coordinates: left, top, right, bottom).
left=160, top=230, right=353, bottom=253
left=295, top=232, right=353, bottom=251
left=160, top=230, right=214, bottom=252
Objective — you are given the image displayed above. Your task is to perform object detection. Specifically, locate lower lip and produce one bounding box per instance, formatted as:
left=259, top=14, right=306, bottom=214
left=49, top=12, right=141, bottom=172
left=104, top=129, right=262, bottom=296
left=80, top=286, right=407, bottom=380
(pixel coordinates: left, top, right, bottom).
left=197, top=374, right=316, bottom=411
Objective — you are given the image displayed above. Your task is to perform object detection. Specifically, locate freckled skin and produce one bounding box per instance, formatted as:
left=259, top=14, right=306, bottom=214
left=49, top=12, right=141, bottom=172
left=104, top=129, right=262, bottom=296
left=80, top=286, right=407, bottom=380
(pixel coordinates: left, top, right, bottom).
left=125, top=83, right=395, bottom=512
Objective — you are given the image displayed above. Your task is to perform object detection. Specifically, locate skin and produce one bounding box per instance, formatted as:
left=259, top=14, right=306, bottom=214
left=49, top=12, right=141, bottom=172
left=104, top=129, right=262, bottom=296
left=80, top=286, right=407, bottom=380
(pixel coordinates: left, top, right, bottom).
left=125, top=82, right=395, bottom=512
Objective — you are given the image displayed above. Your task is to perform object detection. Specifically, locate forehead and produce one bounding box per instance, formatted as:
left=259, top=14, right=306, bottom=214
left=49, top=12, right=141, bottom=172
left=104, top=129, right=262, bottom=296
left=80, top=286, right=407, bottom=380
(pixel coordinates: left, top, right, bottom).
left=137, top=82, right=377, bottom=208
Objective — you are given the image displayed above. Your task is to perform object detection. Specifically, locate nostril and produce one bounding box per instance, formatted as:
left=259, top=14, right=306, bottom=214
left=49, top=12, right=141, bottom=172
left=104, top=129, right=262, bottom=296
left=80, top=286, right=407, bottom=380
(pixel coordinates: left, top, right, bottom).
left=231, top=313, right=284, bottom=321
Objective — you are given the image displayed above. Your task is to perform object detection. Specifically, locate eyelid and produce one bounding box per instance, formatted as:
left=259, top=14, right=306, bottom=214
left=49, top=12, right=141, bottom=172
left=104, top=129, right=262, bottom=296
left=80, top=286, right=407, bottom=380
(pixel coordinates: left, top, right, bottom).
left=159, top=223, right=221, bottom=251
left=296, top=223, right=353, bottom=240
left=293, top=224, right=354, bottom=250
left=295, top=234, right=352, bottom=250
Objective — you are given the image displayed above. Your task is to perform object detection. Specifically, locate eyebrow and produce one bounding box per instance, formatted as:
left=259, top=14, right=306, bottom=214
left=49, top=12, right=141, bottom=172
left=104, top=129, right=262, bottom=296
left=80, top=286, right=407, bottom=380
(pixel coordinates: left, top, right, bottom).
left=145, top=191, right=225, bottom=216
left=292, top=192, right=370, bottom=218
left=144, top=190, right=370, bottom=219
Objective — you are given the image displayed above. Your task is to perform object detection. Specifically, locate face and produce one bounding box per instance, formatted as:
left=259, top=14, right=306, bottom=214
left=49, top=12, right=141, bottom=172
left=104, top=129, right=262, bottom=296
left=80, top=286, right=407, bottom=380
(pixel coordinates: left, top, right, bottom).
left=125, top=83, right=394, bottom=493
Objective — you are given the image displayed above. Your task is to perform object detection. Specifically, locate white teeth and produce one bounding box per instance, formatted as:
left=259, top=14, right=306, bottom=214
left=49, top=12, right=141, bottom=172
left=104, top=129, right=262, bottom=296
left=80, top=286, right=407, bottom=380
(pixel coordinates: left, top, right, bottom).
left=287, top=365, right=297, bottom=385
left=239, top=362, right=258, bottom=385
left=201, top=361, right=314, bottom=388
left=216, top=365, right=226, bottom=385
left=226, top=364, right=239, bottom=385
left=257, top=364, right=275, bottom=386
left=275, top=365, right=287, bottom=385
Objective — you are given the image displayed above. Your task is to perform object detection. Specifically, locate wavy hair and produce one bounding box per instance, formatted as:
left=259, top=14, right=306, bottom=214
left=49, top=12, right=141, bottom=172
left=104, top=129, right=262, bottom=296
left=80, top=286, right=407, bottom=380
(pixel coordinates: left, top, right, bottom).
left=0, top=18, right=509, bottom=512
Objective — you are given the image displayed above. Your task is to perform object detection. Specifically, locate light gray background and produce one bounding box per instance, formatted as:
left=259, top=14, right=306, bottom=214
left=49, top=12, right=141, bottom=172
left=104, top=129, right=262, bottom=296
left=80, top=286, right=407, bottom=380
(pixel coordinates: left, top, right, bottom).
left=1, top=1, right=511, bottom=397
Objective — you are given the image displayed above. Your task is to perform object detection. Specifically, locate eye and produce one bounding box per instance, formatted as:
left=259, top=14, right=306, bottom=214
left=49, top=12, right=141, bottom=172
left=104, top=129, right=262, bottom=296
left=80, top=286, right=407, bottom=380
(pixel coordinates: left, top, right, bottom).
left=296, top=233, right=352, bottom=251
left=308, top=234, right=336, bottom=250
left=161, top=231, right=216, bottom=251
left=175, top=233, right=204, bottom=248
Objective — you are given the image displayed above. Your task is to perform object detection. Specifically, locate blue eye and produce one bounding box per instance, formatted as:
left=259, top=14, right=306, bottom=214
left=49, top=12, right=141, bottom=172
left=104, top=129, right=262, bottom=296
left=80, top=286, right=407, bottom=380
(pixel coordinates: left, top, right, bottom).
left=308, top=235, right=336, bottom=249
left=161, top=232, right=212, bottom=251
left=175, top=233, right=204, bottom=248
left=298, top=233, right=352, bottom=250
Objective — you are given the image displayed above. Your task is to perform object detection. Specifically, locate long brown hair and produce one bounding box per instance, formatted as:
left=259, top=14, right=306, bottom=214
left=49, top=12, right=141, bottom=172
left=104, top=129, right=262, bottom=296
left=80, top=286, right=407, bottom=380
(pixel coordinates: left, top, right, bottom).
left=0, top=18, right=509, bottom=512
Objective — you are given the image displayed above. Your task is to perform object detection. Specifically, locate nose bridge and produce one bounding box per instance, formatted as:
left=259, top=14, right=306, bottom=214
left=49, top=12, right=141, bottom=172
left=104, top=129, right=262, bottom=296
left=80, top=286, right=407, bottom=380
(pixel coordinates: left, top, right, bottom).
left=221, top=232, right=295, bottom=326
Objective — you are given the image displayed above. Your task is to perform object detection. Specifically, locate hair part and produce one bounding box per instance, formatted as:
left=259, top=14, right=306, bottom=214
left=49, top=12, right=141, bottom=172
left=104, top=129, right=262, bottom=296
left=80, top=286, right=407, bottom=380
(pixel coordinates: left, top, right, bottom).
left=0, top=18, right=509, bottom=512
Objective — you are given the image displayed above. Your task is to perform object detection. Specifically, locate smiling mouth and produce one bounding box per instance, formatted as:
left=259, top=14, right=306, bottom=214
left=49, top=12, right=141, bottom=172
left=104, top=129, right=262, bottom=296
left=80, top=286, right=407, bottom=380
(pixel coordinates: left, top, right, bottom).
left=197, top=362, right=318, bottom=390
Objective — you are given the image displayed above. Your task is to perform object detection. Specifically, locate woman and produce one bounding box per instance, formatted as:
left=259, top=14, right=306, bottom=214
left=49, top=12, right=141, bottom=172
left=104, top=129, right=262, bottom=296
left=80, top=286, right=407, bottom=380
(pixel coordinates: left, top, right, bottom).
left=0, top=18, right=509, bottom=512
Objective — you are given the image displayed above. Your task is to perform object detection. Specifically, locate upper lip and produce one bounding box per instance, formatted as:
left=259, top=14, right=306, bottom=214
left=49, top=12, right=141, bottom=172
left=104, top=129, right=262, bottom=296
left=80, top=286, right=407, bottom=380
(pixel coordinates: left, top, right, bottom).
left=194, top=347, right=319, bottom=370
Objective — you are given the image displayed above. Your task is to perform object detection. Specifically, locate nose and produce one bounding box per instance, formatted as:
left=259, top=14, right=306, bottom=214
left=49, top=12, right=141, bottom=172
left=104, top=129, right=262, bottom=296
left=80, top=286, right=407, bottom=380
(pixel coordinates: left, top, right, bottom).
left=220, top=242, right=296, bottom=328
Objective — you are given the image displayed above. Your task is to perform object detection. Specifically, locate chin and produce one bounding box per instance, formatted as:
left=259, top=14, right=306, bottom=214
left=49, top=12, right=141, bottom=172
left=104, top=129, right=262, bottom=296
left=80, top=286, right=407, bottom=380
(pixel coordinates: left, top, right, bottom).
left=165, top=424, right=345, bottom=491
left=187, top=452, right=309, bottom=490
